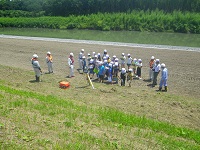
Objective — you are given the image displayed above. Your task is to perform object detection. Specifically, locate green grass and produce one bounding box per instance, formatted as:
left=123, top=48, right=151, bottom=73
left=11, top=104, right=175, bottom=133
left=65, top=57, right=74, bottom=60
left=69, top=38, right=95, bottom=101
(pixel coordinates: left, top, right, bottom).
left=0, top=65, right=200, bottom=149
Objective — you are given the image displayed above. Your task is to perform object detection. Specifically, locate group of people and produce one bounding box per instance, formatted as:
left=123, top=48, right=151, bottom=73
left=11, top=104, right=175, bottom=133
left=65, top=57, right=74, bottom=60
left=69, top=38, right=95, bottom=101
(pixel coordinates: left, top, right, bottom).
left=31, top=48, right=168, bottom=92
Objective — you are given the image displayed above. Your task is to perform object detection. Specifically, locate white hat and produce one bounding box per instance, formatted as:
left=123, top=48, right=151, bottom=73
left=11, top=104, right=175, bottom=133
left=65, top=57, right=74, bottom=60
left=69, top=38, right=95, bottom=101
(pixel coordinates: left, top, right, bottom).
left=104, top=49, right=107, bottom=52
left=88, top=53, right=90, bottom=56
left=93, top=52, right=95, bottom=54
left=33, top=54, right=38, bottom=58
left=90, top=59, right=94, bottom=63
left=115, top=58, right=119, bottom=62
left=81, top=49, right=84, bottom=52
left=161, top=63, right=166, bottom=68
left=138, top=59, right=142, bottom=62
left=121, top=68, right=126, bottom=74
left=47, top=51, right=51, bottom=55
left=127, top=53, right=131, bottom=56
left=98, top=53, right=101, bottom=56
left=128, top=68, right=133, bottom=72
left=109, top=63, right=113, bottom=67
left=113, top=55, right=116, bottom=58
left=156, top=59, right=160, bottom=62
left=94, top=55, right=97, bottom=58
left=70, top=53, right=74, bottom=56
left=82, top=56, right=86, bottom=59
left=151, top=56, right=155, bottom=59
left=122, top=53, right=125, bottom=56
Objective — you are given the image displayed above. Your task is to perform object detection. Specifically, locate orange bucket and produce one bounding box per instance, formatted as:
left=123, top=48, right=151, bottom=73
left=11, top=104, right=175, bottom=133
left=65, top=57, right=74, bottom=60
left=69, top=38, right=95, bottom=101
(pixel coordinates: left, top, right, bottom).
left=59, top=81, right=70, bottom=89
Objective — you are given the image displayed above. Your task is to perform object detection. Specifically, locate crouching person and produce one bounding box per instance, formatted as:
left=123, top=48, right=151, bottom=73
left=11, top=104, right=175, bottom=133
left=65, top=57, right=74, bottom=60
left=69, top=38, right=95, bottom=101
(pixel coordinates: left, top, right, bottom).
left=159, top=63, right=168, bottom=92
left=31, top=54, right=42, bottom=82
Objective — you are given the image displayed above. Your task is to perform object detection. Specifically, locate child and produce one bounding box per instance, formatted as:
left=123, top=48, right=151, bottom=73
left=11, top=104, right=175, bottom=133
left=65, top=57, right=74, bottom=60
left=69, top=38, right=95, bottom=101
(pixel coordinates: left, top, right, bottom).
left=88, top=59, right=95, bottom=79
left=113, top=58, right=119, bottom=77
left=132, top=58, right=137, bottom=75
left=120, top=53, right=126, bottom=69
left=159, top=63, right=168, bottom=92
left=149, top=56, right=155, bottom=81
left=82, top=56, right=87, bottom=73
left=127, top=54, right=132, bottom=70
left=136, top=59, right=142, bottom=79
left=98, top=62, right=105, bottom=83
left=127, top=68, right=134, bottom=87
left=107, top=63, right=113, bottom=84
left=120, top=68, right=126, bottom=86
left=46, top=51, right=53, bottom=73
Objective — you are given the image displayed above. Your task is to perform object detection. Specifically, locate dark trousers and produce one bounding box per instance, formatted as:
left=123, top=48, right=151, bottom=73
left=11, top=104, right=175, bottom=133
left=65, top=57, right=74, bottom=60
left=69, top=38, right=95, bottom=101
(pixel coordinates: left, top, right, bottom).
left=153, top=72, right=159, bottom=85
left=121, top=73, right=126, bottom=86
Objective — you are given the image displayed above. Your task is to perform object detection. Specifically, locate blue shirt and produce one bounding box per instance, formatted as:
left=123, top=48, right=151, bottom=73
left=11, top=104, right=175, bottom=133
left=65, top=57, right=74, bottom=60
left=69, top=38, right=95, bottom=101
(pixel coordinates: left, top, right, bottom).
left=98, top=65, right=105, bottom=75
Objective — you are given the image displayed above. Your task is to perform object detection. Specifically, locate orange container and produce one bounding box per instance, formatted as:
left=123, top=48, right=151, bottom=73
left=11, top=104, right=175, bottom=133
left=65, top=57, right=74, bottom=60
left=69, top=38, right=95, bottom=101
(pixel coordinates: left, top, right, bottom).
left=59, top=81, right=70, bottom=89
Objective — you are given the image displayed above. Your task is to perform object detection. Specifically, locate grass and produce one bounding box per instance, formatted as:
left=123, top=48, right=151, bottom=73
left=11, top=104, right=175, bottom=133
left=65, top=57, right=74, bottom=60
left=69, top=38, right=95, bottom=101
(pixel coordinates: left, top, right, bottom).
left=0, top=28, right=200, bottom=47
left=0, top=65, right=200, bottom=149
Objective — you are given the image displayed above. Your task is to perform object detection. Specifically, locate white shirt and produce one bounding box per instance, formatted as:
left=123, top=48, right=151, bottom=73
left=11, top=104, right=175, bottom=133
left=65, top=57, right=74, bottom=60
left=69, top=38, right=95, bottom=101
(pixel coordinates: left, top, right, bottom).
left=127, top=57, right=132, bottom=64
left=153, top=64, right=161, bottom=72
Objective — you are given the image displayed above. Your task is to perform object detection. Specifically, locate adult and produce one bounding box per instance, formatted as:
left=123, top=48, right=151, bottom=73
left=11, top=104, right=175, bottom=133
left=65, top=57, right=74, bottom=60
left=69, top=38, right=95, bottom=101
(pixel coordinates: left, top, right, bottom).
left=152, top=59, right=161, bottom=87
left=68, top=53, right=75, bottom=78
left=78, top=49, right=84, bottom=70
left=159, top=63, right=168, bottom=92
left=31, top=54, right=42, bottom=82
left=46, top=51, right=53, bottom=73
left=149, top=56, right=155, bottom=81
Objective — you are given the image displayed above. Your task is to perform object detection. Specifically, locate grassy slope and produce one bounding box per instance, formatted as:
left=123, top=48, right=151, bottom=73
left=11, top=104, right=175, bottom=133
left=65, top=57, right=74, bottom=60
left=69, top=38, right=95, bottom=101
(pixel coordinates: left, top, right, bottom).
left=0, top=65, right=200, bottom=150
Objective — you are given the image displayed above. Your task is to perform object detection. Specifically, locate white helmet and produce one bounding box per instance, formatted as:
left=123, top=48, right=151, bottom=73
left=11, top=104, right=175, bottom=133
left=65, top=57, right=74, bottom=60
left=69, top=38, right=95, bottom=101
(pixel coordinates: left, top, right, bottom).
left=127, top=53, right=131, bottom=56
left=121, top=68, right=126, bottom=74
left=161, top=63, right=166, bottom=68
left=33, top=54, right=38, bottom=58
left=122, top=53, right=125, bottom=56
left=81, top=49, right=84, bottom=52
left=88, top=53, right=91, bottom=56
left=128, top=68, right=133, bottom=72
left=82, top=56, right=86, bottom=59
left=156, top=59, right=160, bottom=63
left=47, top=51, right=51, bottom=55
left=70, top=53, right=74, bottom=56
left=113, top=55, right=116, bottom=58
left=94, top=55, right=97, bottom=58
left=104, top=49, right=107, bottom=52
left=98, top=53, right=101, bottom=56
left=115, top=58, right=119, bottom=62
left=138, top=59, right=142, bottom=62
left=151, top=56, right=155, bottom=59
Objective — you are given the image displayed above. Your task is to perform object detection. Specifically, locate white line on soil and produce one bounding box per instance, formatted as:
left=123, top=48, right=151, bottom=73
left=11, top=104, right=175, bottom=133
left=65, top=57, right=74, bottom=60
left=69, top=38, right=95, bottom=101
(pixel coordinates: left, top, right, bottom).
left=0, top=34, right=200, bottom=52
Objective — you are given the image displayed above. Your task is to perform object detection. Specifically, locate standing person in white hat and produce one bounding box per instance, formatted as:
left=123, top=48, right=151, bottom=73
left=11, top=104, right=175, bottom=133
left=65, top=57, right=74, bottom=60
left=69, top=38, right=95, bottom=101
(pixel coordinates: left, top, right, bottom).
left=120, top=53, right=126, bottom=69
left=149, top=56, right=155, bottom=81
left=31, top=54, right=42, bottom=82
left=126, top=54, right=132, bottom=70
left=152, top=59, right=161, bottom=87
left=46, top=51, right=53, bottom=74
left=68, top=53, right=75, bottom=78
left=78, top=49, right=84, bottom=70
left=159, top=63, right=168, bottom=92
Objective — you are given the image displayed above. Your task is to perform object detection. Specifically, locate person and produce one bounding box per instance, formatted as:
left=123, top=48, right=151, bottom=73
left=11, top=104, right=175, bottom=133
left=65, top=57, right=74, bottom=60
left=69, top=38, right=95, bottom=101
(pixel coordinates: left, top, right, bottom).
left=97, top=53, right=101, bottom=61
left=127, top=54, right=132, bottom=70
left=107, top=63, right=113, bottom=83
left=31, top=54, right=42, bottom=82
left=159, top=63, right=168, bottom=92
left=152, top=59, right=161, bottom=87
left=102, top=49, right=108, bottom=59
left=82, top=56, right=87, bottom=73
left=113, top=58, right=119, bottom=77
left=68, top=53, right=75, bottom=78
left=46, top=51, right=53, bottom=73
left=127, top=68, right=134, bottom=87
left=88, top=59, right=95, bottom=79
left=149, top=56, right=155, bottom=81
left=120, top=68, right=126, bottom=86
left=87, top=53, right=92, bottom=65
left=98, top=61, right=105, bottom=83
left=136, top=59, right=142, bottom=79
left=78, top=49, right=84, bottom=70
left=120, top=53, right=126, bottom=69
left=132, top=58, right=137, bottom=75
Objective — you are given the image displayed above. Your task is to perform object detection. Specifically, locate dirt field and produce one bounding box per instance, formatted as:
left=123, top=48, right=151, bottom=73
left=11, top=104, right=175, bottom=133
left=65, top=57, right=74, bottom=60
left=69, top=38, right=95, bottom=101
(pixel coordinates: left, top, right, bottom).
left=0, top=37, right=200, bottom=130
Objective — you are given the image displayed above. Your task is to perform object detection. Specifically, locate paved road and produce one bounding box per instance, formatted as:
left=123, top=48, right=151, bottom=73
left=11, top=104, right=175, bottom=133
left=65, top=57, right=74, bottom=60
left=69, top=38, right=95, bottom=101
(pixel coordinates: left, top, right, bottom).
left=0, top=34, right=200, bottom=52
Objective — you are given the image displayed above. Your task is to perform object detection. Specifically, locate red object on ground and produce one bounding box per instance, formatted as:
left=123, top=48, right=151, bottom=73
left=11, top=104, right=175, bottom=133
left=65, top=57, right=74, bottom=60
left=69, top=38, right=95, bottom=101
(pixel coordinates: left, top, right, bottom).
left=59, top=81, right=70, bottom=89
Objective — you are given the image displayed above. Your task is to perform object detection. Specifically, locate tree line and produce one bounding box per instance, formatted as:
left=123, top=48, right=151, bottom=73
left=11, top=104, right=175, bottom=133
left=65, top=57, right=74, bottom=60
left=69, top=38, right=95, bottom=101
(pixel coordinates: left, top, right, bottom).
left=0, top=0, right=199, bottom=16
